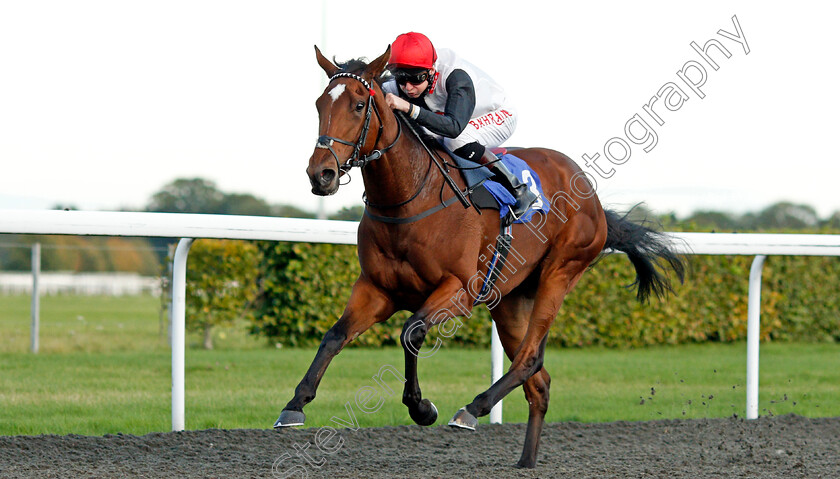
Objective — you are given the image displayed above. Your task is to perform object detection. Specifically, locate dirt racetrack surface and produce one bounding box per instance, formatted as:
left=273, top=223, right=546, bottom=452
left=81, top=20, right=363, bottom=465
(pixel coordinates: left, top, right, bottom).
left=1, top=414, right=838, bottom=478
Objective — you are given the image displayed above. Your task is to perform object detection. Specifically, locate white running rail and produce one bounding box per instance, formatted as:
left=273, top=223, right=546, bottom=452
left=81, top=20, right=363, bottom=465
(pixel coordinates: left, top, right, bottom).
left=1, top=209, right=839, bottom=428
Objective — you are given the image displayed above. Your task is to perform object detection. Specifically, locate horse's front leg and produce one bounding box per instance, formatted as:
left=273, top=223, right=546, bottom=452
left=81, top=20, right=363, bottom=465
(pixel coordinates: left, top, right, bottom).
left=401, top=276, right=472, bottom=426
left=274, top=279, right=394, bottom=428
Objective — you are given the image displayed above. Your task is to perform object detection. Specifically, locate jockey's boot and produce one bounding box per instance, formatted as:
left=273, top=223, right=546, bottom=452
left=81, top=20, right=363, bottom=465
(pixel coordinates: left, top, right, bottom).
left=479, top=150, right=539, bottom=220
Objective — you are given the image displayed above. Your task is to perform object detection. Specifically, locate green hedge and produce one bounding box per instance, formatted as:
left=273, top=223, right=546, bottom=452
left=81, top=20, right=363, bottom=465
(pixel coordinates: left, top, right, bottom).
left=186, top=239, right=261, bottom=349
left=251, top=240, right=840, bottom=349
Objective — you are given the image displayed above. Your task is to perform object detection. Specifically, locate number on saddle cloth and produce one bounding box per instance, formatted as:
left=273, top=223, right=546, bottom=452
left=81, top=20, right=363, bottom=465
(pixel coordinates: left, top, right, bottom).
left=481, top=154, right=549, bottom=224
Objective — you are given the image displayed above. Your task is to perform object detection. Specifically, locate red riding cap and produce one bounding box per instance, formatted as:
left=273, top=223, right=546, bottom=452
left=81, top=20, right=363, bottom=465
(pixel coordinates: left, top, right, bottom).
left=388, top=32, right=437, bottom=69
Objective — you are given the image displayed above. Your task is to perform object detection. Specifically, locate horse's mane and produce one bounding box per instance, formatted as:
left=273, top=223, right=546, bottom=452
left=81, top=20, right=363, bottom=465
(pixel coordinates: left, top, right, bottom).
left=335, top=57, right=390, bottom=86
left=335, top=57, right=367, bottom=74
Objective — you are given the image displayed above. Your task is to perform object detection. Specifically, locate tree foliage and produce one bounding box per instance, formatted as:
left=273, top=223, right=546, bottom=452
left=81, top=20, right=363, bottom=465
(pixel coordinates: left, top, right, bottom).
left=146, top=178, right=226, bottom=214
left=328, top=205, right=365, bottom=221
left=219, top=193, right=273, bottom=216
left=755, top=202, right=819, bottom=230
left=680, top=201, right=830, bottom=232
left=0, top=234, right=161, bottom=275
left=271, top=204, right=317, bottom=219
left=144, top=177, right=327, bottom=218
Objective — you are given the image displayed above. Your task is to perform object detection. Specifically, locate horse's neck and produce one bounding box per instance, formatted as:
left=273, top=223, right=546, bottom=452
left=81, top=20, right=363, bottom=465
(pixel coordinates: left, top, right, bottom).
left=361, top=117, right=442, bottom=211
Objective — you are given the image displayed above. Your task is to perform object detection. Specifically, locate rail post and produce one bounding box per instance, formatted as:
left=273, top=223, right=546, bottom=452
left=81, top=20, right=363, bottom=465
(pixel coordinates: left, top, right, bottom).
left=30, top=242, right=41, bottom=354
left=490, top=321, right=504, bottom=424
left=171, top=238, right=193, bottom=431
left=746, top=254, right=766, bottom=419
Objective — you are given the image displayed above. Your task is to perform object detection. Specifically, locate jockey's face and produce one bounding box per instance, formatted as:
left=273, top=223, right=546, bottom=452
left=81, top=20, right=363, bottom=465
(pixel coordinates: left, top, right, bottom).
left=400, top=77, right=429, bottom=98
left=395, top=68, right=433, bottom=98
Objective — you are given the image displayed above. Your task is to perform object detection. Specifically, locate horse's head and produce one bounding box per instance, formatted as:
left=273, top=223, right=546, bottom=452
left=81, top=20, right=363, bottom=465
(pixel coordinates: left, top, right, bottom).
left=307, top=46, right=391, bottom=196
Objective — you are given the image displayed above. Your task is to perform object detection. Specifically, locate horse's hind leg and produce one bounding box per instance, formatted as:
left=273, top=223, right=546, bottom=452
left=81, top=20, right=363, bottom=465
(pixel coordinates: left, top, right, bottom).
left=489, top=292, right=551, bottom=468
left=449, top=260, right=589, bottom=444
left=274, top=279, right=394, bottom=428
left=519, top=367, right=551, bottom=468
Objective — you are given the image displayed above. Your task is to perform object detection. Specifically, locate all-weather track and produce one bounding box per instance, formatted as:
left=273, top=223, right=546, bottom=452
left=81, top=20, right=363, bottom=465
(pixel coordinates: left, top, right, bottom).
left=1, top=415, right=838, bottom=478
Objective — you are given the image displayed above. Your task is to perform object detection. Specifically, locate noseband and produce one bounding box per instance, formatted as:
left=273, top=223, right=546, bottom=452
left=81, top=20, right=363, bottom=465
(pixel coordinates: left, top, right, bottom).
left=315, top=72, right=401, bottom=174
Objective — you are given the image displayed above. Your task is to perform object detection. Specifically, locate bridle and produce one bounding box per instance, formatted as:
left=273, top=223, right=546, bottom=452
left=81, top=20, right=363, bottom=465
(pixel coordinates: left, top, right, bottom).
left=315, top=72, right=401, bottom=175
left=314, top=71, right=469, bottom=223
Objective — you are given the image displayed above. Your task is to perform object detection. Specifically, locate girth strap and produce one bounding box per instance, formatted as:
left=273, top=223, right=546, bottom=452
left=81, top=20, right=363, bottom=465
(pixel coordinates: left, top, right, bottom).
left=363, top=195, right=462, bottom=224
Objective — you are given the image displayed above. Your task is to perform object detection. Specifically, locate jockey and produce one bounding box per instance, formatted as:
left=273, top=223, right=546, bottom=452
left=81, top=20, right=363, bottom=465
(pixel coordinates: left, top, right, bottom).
left=383, top=32, right=539, bottom=220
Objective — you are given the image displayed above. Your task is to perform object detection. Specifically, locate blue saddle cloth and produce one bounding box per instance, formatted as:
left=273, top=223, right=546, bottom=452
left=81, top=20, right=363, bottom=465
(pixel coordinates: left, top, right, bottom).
left=483, top=154, right=549, bottom=223
left=452, top=152, right=549, bottom=224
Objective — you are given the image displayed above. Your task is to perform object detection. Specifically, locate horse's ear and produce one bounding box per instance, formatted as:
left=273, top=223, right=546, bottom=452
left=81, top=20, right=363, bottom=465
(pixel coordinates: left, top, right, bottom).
left=364, top=45, right=391, bottom=84
left=315, top=45, right=340, bottom=78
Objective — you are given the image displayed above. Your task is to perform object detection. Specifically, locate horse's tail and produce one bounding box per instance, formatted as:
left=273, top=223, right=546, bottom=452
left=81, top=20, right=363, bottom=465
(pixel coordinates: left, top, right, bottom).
left=602, top=208, right=686, bottom=303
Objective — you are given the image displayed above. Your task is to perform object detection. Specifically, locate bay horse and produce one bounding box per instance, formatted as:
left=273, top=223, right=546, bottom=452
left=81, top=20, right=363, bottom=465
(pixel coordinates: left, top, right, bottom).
left=275, top=45, right=685, bottom=469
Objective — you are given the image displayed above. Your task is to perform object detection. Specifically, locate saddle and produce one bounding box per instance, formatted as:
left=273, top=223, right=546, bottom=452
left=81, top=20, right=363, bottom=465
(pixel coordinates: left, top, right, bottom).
left=467, top=147, right=509, bottom=211
left=450, top=147, right=549, bottom=226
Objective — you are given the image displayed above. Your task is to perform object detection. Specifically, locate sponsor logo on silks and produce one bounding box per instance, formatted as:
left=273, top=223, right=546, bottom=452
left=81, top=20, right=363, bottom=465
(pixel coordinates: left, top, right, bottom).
left=469, top=109, right=514, bottom=130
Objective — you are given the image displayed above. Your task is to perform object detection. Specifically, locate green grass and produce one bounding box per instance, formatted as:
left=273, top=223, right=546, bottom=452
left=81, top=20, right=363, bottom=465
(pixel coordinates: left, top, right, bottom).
left=1, top=295, right=838, bottom=436
left=0, top=294, right=265, bottom=353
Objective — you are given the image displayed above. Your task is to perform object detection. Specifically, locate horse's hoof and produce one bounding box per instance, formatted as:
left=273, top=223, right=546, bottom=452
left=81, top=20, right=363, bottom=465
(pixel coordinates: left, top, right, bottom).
left=447, top=407, right=477, bottom=431
left=409, top=399, right=438, bottom=426
left=273, top=410, right=305, bottom=428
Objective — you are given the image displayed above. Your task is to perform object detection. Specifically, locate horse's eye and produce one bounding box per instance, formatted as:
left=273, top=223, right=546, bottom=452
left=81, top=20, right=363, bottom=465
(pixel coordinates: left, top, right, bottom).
left=355, top=101, right=365, bottom=112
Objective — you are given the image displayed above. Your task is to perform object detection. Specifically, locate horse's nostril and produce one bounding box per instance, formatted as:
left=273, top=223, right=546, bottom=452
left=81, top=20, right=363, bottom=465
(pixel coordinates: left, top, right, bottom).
left=320, top=169, right=336, bottom=185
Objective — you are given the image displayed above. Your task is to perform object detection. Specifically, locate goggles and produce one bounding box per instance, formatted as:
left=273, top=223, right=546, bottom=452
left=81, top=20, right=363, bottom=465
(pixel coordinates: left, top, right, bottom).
left=393, top=69, right=430, bottom=86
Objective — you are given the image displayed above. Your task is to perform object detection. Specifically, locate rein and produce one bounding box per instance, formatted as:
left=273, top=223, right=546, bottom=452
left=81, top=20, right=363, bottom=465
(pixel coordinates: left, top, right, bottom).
left=362, top=112, right=472, bottom=223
